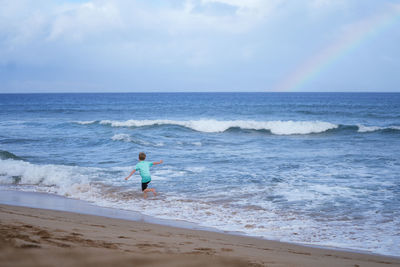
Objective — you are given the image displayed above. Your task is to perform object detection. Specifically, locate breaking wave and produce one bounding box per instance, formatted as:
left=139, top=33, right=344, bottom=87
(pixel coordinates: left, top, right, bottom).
left=0, top=158, right=94, bottom=197
left=357, top=124, right=400, bottom=133
left=0, top=150, right=22, bottom=160
left=76, top=119, right=400, bottom=135
left=79, top=119, right=339, bottom=135
left=111, top=134, right=164, bottom=146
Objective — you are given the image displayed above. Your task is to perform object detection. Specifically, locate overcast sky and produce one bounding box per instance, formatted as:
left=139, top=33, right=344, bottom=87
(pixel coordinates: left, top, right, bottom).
left=0, top=0, right=399, bottom=93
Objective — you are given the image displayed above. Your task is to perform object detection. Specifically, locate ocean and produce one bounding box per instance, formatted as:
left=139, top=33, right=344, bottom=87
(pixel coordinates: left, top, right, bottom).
left=0, top=92, right=399, bottom=256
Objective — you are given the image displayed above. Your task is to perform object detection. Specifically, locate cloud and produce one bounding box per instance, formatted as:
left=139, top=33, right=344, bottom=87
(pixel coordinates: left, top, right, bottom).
left=47, top=2, right=123, bottom=42
left=200, top=0, right=283, bottom=16
left=1, top=0, right=281, bottom=68
left=0, top=0, right=399, bottom=92
left=308, top=0, right=345, bottom=8
left=1, top=0, right=285, bottom=47
left=2, top=0, right=345, bottom=50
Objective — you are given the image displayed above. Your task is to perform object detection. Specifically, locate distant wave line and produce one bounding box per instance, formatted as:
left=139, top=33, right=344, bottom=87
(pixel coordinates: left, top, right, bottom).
left=74, top=119, right=400, bottom=135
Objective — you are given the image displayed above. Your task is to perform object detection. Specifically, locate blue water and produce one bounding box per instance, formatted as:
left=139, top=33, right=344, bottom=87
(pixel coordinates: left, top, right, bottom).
left=1, top=93, right=399, bottom=256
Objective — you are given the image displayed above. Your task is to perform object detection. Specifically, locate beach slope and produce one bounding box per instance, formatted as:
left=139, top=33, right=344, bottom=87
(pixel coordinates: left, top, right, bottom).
left=1, top=204, right=398, bottom=267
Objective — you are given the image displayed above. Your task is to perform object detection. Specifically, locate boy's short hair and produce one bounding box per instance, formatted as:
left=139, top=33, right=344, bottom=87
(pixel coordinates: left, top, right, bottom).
left=139, top=152, right=146, bottom=160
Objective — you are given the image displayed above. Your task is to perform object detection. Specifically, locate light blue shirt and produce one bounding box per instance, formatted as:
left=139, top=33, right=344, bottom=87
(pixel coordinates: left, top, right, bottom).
left=135, top=161, right=153, bottom=183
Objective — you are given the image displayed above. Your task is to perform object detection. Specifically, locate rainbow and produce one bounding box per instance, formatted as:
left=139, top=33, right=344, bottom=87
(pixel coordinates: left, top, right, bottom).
left=274, top=5, right=400, bottom=92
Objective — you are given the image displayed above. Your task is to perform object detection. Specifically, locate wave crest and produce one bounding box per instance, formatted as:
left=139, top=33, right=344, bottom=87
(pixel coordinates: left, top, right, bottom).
left=111, top=134, right=164, bottom=146
left=0, top=150, right=22, bottom=160
left=357, top=124, right=400, bottom=133
left=75, top=120, right=97, bottom=125
left=111, top=133, right=132, bottom=142
left=0, top=159, right=92, bottom=197
left=99, top=119, right=338, bottom=135
left=75, top=119, right=400, bottom=135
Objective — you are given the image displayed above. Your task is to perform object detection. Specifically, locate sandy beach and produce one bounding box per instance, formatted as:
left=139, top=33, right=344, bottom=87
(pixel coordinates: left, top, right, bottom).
left=1, top=204, right=399, bottom=267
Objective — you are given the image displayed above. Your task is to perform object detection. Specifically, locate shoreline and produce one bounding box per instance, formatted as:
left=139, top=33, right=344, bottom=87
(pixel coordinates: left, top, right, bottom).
left=1, top=190, right=400, bottom=266
left=1, top=204, right=400, bottom=267
left=0, top=188, right=216, bottom=232
left=1, top=188, right=399, bottom=260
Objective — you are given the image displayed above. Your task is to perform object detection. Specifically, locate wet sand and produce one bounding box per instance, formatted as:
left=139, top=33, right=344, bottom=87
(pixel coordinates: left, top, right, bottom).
left=1, top=204, right=399, bottom=267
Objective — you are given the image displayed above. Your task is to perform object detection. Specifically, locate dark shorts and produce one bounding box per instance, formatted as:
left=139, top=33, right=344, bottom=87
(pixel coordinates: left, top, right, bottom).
left=141, top=181, right=150, bottom=191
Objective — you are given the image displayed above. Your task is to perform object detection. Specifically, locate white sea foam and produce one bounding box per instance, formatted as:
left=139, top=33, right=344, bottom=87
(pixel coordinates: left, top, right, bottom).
left=357, top=124, right=382, bottom=133
left=185, top=166, right=206, bottom=173
left=75, top=120, right=97, bottom=125
left=155, top=142, right=165, bottom=147
left=1, top=158, right=399, bottom=256
left=111, top=134, right=132, bottom=142
left=0, top=159, right=94, bottom=198
left=76, top=120, right=400, bottom=135
left=99, top=119, right=338, bottom=135
left=357, top=124, right=400, bottom=133
left=111, top=134, right=163, bottom=146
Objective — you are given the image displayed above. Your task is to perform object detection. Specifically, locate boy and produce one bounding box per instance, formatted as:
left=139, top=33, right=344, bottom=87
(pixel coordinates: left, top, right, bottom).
left=124, top=152, right=163, bottom=199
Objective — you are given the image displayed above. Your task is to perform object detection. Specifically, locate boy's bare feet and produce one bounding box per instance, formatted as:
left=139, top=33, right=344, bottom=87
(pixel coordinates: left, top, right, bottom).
left=151, top=188, right=157, bottom=196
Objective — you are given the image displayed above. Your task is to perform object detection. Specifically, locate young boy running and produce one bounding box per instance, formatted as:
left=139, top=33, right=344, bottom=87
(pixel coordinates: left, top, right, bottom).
left=124, top=152, right=163, bottom=199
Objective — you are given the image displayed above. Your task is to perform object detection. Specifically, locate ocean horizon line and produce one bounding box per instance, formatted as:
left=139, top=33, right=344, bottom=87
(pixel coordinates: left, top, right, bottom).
left=1, top=91, right=400, bottom=95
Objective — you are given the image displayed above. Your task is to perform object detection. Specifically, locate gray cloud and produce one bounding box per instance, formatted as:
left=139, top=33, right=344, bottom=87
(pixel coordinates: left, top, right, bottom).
left=0, top=0, right=399, bottom=92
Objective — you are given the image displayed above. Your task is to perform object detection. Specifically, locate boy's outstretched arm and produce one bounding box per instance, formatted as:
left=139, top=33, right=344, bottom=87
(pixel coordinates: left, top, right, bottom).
left=124, top=169, right=136, bottom=180
left=153, top=160, right=163, bottom=165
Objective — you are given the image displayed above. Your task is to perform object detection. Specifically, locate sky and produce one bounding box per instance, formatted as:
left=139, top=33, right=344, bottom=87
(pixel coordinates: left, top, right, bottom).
left=0, top=0, right=399, bottom=93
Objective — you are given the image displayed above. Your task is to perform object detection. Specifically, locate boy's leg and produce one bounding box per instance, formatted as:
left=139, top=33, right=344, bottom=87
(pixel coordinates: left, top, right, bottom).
left=150, top=188, right=156, bottom=196
left=143, top=188, right=155, bottom=198
left=142, top=182, right=149, bottom=198
left=142, top=182, right=156, bottom=198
